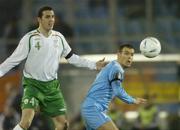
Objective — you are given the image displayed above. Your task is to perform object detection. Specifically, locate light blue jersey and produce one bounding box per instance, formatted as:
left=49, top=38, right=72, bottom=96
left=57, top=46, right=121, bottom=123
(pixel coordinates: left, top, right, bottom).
left=81, top=60, right=135, bottom=130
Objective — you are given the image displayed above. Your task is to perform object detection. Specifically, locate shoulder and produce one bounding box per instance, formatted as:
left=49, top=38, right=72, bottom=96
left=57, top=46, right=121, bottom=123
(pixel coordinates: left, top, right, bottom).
left=27, top=30, right=40, bottom=37
left=109, top=61, right=121, bottom=71
left=113, top=61, right=124, bottom=73
left=51, top=30, right=65, bottom=38
left=22, top=30, right=40, bottom=40
left=109, top=61, right=124, bottom=77
left=105, top=61, right=118, bottom=72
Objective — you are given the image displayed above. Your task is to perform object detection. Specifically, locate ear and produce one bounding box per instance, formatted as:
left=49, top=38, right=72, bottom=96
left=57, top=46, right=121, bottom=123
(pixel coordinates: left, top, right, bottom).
left=117, top=52, right=121, bottom=59
left=117, top=52, right=121, bottom=56
left=37, top=17, right=41, bottom=23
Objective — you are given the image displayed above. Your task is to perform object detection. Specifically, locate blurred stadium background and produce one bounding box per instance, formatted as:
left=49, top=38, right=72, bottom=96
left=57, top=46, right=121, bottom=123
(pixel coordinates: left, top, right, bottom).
left=0, top=0, right=179, bottom=130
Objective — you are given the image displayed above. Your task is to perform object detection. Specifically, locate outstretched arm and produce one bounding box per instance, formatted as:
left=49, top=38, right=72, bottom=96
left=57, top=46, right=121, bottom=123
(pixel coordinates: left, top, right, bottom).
left=112, top=81, right=147, bottom=104
left=66, top=53, right=106, bottom=70
left=60, top=33, right=106, bottom=70
left=0, top=35, right=29, bottom=77
left=111, top=80, right=136, bottom=104
left=109, top=68, right=146, bottom=104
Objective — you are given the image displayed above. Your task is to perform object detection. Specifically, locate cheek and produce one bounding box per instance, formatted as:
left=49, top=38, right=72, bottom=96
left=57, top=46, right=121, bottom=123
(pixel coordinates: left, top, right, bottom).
left=41, top=21, right=46, bottom=25
left=122, top=59, right=127, bottom=64
left=122, top=57, right=129, bottom=63
left=43, top=22, right=49, bottom=27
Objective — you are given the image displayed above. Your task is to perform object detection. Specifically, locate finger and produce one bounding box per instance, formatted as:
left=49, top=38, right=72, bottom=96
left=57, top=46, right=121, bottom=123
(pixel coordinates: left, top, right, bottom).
left=141, top=99, right=147, bottom=103
left=141, top=99, right=147, bottom=102
left=138, top=98, right=147, bottom=101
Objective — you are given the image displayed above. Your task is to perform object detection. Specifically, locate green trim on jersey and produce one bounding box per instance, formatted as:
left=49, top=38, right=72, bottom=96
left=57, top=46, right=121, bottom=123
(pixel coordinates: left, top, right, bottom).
left=28, top=33, right=40, bottom=53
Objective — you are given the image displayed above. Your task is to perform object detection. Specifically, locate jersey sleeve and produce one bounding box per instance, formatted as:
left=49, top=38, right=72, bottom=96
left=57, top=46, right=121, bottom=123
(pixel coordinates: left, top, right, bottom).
left=109, top=67, right=135, bottom=104
left=60, top=34, right=72, bottom=57
left=66, top=54, right=96, bottom=70
left=108, top=66, right=123, bottom=83
left=111, top=81, right=135, bottom=104
left=58, top=33, right=96, bottom=70
left=0, top=35, right=29, bottom=77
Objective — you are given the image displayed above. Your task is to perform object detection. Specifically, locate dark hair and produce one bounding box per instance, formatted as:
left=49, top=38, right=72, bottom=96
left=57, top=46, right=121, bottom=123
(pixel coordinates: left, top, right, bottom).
left=118, top=44, right=135, bottom=52
left=38, top=6, right=53, bottom=18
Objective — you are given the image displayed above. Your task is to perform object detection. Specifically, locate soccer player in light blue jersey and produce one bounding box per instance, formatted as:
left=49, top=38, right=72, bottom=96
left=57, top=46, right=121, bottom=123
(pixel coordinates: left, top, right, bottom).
left=81, top=44, right=147, bottom=130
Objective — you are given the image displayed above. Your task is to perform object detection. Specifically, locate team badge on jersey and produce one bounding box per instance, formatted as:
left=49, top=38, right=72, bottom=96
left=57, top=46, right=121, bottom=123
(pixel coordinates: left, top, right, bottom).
left=54, top=39, right=58, bottom=44
left=54, top=42, right=59, bottom=48
left=53, top=38, right=59, bottom=48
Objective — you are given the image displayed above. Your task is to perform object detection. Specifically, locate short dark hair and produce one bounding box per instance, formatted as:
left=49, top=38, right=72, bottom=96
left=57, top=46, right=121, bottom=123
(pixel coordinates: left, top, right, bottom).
left=118, top=44, right=135, bottom=52
left=38, top=6, right=53, bottom=18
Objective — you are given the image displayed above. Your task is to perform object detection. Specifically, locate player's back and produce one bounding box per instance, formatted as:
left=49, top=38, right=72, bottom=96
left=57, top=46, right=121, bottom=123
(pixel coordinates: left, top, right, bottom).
left=82, top=60, right=123, bottom=111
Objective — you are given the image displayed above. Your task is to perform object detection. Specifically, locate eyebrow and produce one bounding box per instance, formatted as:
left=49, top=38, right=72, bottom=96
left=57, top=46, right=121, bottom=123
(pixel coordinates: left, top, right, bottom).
left=121, top=51, right=130, bottom=53
left=45, top=14, right=54, bottom=17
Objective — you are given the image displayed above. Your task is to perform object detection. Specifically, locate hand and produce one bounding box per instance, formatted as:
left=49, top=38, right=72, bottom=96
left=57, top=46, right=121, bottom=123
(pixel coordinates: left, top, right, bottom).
left=96, top=58, right=106, bottom=71
left=134, top=98, right=147, bottom=104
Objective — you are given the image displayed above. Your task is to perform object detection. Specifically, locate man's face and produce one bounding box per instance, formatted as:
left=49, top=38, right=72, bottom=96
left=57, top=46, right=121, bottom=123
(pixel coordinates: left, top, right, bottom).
left=117, top=47, right=135, bottom=68
left=38, top=10, right=55, bottom=31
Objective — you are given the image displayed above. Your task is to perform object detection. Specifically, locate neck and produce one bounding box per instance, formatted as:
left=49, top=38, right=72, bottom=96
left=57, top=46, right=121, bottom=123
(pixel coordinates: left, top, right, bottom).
left=117, top=60, right=126, bottom=69
left=38, top=27, right=51, bottom=37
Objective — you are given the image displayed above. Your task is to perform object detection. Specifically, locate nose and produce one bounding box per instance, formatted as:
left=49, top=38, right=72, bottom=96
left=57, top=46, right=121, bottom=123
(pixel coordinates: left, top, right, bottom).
left=49, top=16, right=55, bottom=21
left=50, top=17, right=54, bottom=22
left=129, top=55, right=133, bottom=60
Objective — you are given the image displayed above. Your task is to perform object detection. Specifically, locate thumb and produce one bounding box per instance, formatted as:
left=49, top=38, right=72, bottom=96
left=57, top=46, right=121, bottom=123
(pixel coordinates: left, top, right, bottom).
left=100, top=57, right=105, bottom=62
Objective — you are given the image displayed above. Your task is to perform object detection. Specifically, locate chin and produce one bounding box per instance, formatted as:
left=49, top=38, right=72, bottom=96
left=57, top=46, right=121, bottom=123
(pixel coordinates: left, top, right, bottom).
left=48, top=26, right=53, bottom=30
left=122, top=65, right=129, bottom=69
left=49, top=27, right=53, bottom=30
left=126, top=64, right=131, bottom=68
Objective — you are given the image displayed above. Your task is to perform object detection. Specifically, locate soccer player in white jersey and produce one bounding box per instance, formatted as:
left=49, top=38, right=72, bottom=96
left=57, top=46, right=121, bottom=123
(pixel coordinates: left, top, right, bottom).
left=81, top=44, right=147, bottom=130
left=0, top=6, right=105, bottom=130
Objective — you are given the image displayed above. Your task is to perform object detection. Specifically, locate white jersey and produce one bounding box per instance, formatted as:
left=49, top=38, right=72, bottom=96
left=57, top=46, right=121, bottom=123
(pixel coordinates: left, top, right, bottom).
left=0, top=30, right=96, bottom=81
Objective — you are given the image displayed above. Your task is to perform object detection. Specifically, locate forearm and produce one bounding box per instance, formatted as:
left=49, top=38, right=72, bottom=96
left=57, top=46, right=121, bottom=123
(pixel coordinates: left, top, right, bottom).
left=0, top=42, right=28, bottom=77
left=67, top=54, right=96, bottom=70
left=112, top=81, right=135, bottom=104
left=0, top=57, right=22, bottom=77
